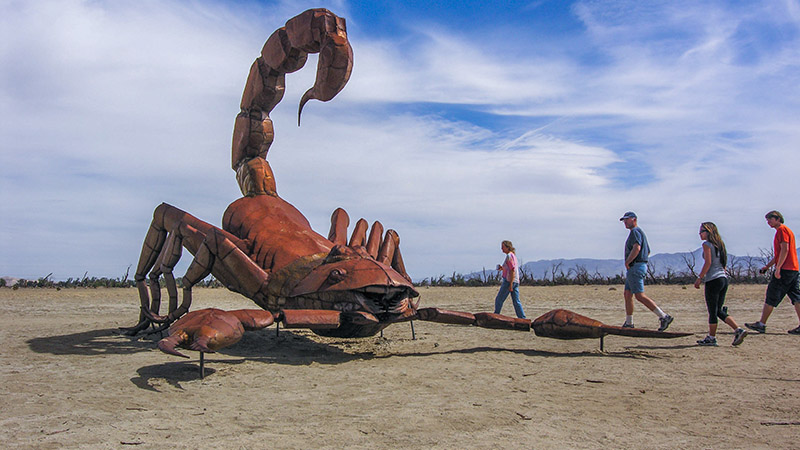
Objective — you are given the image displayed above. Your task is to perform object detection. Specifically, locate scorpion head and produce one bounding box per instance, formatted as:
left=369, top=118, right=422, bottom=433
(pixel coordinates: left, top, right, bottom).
left=286, top=244, right=419, bottom=322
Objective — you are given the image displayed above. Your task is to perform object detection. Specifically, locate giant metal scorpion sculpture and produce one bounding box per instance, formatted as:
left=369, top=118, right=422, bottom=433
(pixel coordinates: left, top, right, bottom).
left=122, top=9, right=689, bottom=365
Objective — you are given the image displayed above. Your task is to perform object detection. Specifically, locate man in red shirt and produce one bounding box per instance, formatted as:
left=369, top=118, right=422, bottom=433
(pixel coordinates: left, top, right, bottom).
left=746, top=211, right=800, bottom=334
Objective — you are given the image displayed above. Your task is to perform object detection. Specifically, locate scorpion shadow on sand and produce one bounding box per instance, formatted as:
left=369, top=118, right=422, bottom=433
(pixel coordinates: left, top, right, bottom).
left=27, top=328, right=155, bottom=356
left=27, top=326, right=674, bottom=390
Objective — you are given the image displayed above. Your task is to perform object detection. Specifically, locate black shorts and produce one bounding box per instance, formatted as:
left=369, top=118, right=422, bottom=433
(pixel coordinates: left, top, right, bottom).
left=765, top=270, right=800, bottom=307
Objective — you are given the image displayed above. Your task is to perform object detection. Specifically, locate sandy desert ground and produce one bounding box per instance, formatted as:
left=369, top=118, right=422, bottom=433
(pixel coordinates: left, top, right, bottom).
left=0, top=284, right=798, bottom=449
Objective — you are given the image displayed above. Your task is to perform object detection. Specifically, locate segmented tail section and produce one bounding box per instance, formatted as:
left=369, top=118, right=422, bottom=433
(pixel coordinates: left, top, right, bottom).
left=233, top=8, right=354, bottom=196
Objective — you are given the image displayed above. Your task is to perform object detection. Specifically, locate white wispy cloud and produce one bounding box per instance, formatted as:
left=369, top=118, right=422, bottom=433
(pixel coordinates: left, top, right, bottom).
left=2, top=0, right=799, bottom=281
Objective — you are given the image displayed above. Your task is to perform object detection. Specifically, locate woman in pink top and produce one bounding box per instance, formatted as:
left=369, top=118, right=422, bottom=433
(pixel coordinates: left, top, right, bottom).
left=494, top=240, right=526, bottom=318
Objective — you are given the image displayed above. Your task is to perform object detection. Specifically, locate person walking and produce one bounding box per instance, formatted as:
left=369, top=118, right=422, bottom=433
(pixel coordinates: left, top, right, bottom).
left=693, top=222, right=747, bottom=346
left=493, top=240, right=526, bottom=319
left=745, top=211, right=800, bottom=334
left=619, top=212, right=673, bottom=331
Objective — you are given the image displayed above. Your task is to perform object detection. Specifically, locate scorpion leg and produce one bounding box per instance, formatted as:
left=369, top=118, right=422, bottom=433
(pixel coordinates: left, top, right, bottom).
left=330, top=208, right=412, bottom=282
left=141, top=222, right=211, bottom=336
left=144, top=229, right=218, bottom=325
left=328, top=207, right=369, bottom=248
left=365, top=221, right=384, bottom=258
left=348, top=218, right=369, bottom=247
left=121, top=210, right=169, bottom=335
left=389, top=239, right=410, bottom=283
left=375, top=228, right=411, bottom=283
left=169, top=228, right=271, bottom=314
left=376, top=229, right=399, bottom=267
left=157, top=229, right=185, bottom=316
left=131, top=230, right=183, bottom=336
left=327, top=207, right=350, bottom=245
left=123, top=204, right=239, bottom=335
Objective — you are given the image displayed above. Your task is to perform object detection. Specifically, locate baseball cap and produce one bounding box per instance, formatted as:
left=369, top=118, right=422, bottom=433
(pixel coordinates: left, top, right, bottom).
left=619, top=211, right=637, bottom=221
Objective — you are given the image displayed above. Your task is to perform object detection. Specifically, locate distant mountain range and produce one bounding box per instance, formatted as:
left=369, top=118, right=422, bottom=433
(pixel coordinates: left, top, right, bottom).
left=1, top=276, right=20, bottom=286
left=464, top=248, right=799, bottom=281
left=520, top=249, right=707, bottom=279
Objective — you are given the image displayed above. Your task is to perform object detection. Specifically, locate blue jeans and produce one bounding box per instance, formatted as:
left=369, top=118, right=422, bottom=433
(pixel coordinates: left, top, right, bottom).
left=494, top=280, right=526, bottom=318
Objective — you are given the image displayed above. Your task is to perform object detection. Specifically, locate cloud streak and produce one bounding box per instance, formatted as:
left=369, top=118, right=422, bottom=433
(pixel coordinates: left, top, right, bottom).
left=2, top=0, right=800, bottom=281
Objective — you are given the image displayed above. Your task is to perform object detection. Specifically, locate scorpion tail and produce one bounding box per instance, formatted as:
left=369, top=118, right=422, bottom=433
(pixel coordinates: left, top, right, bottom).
left=233, top=8, right=353, bottom=195
left=296, top=13, right=353, bottom=126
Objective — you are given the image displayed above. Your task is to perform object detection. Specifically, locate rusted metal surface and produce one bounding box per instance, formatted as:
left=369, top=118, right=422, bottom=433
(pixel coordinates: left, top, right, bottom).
left=123, top=10, right=691, bottom=361
left=280, top=309, right=341, bottom=329
left=157, top=308, right=274, bottom=358
left=532, top=309, right=691, bottom=340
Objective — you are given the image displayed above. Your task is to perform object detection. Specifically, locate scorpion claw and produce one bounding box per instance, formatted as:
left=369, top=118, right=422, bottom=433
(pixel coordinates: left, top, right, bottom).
left=156, top=309, right=274, bottom=358
left=157, top=333, right=190, bottom=358
left=532, top=309, right=692, bottom=339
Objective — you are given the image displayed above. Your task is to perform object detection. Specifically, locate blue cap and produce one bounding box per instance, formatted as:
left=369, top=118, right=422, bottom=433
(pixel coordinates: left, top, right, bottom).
left=619, top=211, right=637, bottom=221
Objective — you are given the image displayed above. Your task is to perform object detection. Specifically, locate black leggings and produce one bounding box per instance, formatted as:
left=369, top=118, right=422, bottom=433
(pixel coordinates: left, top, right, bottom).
left=704, top=277, right=729, bottom=324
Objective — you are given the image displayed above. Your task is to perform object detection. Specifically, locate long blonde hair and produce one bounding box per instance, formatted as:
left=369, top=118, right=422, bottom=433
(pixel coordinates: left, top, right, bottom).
left=701, top=222, right=727, bottom=268
left=502, top=240, right=515, bottom=253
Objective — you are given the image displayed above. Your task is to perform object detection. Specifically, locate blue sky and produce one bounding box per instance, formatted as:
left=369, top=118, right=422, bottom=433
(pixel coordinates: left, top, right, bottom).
left=2, top=0, right=800, bottom=281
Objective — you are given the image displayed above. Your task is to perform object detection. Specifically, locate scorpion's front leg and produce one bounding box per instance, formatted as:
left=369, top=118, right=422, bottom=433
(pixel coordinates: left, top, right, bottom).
left=143, top=228, right=271, bottom=328
left=122, top=204, right=258, bottom=335
left=122, top=204, right=213, bottom=335
left=142, top=231, right=218, bottom=327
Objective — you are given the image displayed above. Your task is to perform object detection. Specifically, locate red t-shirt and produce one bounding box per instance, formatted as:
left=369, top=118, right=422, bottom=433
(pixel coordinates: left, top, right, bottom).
left=773, top=225, right=799, bottom=271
